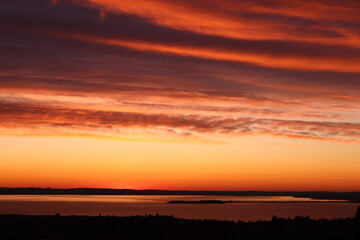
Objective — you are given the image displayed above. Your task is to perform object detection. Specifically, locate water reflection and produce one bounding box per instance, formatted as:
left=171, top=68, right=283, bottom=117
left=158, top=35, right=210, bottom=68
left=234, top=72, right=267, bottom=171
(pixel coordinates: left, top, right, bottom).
left=0, top=195, right=346, bottom=202
left=0, top=195, right=356, bottom=221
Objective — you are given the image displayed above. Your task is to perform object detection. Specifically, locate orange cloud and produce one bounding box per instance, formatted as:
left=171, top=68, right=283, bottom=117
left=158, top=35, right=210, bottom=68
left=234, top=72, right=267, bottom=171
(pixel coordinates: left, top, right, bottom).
left=79, top=0, right=360, bottom=47
left=0, top=0, right=359, bottom=142
left=1, top=102, right=359, bottom=142
left=70, top=35, right=360, bottom=73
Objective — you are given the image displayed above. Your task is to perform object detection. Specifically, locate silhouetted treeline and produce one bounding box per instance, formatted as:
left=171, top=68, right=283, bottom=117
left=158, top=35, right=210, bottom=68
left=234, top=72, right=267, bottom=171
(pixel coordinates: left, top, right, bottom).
left=0, top=214, right=359, bottom=240
left=1, top=187, right=360, bottom=202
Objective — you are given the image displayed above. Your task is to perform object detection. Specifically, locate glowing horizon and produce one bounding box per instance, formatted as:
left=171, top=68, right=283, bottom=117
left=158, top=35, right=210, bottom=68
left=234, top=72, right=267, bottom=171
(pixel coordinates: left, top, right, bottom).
left=0, top=0, right=360, bottom=191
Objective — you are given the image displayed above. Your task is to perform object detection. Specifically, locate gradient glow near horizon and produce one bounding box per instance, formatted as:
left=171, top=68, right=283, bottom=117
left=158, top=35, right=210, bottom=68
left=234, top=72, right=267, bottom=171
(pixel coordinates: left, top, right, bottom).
left=1, top=0, right=360, bottom=191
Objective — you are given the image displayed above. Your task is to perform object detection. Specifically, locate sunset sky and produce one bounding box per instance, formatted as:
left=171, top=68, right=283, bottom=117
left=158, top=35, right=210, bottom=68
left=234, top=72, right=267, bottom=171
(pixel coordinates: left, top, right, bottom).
left=1, top=0, right=360, bottom=191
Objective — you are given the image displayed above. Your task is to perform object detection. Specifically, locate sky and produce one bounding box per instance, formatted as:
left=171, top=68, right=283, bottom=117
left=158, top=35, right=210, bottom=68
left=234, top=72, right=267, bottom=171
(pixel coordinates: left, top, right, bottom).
left=1, top=0, right=360, bottom=191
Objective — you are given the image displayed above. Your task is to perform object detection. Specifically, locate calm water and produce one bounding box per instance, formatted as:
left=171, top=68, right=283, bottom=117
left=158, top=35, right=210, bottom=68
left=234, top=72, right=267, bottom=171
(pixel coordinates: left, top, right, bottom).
left=0, top=195, right=358, bottom=221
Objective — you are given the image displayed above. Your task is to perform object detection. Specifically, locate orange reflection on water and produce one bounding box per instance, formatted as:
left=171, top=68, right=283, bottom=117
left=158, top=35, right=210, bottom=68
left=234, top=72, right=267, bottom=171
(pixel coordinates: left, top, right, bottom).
left=0, top=195, right=354, bottom=221
left=0, top=195, right=346, bottom=203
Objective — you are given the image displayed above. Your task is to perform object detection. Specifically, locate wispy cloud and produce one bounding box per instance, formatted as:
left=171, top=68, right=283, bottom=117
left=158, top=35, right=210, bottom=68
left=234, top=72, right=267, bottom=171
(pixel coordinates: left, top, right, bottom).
left=1, top=103, right=359, bottom=142
left=0, top=0, right=359, bottom=142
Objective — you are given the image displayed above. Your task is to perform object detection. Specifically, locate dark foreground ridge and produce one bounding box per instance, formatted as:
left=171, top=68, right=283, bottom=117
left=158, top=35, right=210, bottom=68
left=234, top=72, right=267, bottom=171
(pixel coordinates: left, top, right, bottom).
left=0, top=214, right=359, bottom=240
left=1, top=187, right=360, bottom=202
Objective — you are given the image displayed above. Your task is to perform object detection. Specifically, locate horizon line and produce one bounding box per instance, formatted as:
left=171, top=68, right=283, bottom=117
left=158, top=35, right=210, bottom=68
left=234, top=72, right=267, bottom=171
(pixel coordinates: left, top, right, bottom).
left=1, top=187, right=359, bottom=193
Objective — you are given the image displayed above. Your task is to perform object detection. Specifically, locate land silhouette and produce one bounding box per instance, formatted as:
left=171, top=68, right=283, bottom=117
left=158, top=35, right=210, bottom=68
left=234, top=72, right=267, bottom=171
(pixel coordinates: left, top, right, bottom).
left=0, top=213, right=359, bottom=240
left=1, top=188, right=359, bottom=239
left=1, top=187, right=360, bottom=202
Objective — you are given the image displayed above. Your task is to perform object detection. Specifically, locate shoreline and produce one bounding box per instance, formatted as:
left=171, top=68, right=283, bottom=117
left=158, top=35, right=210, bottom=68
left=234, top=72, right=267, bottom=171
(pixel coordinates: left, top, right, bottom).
left=1, top=188, right=360, bottom=202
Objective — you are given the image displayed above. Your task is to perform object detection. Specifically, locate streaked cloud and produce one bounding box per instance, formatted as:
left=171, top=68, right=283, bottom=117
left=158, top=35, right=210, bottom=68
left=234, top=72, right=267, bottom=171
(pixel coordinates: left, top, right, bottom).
left=1, top=102, right=359, bottom=142
left=0, top=0, right=359, bottom=143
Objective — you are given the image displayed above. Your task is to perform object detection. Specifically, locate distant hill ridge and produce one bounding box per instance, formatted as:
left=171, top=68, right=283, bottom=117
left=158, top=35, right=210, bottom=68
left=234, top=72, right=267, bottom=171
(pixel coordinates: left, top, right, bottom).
left=0, top=187, right=360, bottom=202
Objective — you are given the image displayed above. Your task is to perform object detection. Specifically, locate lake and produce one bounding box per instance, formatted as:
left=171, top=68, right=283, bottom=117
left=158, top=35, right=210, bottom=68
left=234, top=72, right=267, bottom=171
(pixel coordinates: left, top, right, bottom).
left=0, top=195, right=358, bottom=221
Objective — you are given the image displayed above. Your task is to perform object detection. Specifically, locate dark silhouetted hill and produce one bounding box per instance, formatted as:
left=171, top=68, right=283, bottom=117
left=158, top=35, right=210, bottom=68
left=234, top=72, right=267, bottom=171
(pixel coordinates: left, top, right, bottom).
left=0, top=214, right=359, bottom=240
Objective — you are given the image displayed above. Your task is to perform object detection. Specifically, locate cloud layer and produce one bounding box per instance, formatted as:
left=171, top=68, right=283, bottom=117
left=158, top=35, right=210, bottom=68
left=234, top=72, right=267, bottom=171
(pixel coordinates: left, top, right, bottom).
left=1, top=0, right=360, bottom=142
